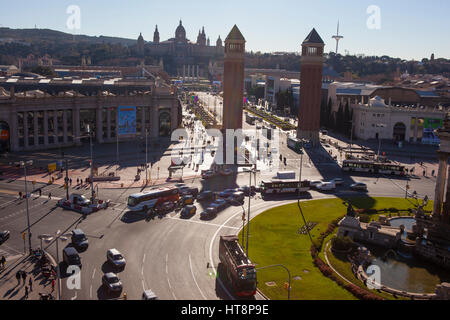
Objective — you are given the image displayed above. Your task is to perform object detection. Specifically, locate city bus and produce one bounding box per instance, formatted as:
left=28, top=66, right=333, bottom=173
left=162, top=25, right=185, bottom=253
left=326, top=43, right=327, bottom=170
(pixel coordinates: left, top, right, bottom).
left=287, top=136, right=303, bottom=153
left=127, top=187, right=180, bottom=212
left=260, top=180, right=311, bottom=195
left=342, top=159, right=405, bottom=176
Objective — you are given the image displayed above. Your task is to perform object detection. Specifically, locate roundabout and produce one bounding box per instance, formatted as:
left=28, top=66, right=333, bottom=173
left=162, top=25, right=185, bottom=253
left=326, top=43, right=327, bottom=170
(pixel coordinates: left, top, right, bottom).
left=236, top=196, right=450, bottom=300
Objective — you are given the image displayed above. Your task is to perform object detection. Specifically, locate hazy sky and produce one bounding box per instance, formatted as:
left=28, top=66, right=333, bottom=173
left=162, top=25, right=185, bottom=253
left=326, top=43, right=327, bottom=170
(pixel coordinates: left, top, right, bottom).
left=1, top=0, right=449, bottom=60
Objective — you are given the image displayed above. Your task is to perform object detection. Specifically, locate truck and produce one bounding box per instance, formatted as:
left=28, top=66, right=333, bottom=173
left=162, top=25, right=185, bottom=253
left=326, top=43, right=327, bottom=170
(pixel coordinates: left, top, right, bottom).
left=219, top=235, right=257, bottom=297
left=275, top=171, right=296, bottom=180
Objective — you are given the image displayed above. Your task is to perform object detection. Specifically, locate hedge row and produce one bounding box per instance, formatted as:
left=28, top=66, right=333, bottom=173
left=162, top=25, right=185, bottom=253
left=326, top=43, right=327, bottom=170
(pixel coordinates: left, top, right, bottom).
left=308, top=215, right=384, bottom=300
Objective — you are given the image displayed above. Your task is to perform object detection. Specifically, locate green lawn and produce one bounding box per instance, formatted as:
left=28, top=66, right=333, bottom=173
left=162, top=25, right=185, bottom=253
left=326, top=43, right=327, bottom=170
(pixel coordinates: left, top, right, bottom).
left=240, top=197, right=432, bottom=300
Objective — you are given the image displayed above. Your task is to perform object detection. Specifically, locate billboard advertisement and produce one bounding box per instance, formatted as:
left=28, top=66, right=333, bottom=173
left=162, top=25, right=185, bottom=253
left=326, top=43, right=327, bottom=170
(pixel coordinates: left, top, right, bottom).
left=422, top=118, right=443, bottom=145
left=118, top=106, right=137, bottom=135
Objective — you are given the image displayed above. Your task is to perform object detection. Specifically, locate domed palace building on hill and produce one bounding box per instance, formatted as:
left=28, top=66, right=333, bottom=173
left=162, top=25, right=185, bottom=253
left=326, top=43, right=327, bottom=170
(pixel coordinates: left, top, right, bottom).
left=137, top=20, right=224, bottom=77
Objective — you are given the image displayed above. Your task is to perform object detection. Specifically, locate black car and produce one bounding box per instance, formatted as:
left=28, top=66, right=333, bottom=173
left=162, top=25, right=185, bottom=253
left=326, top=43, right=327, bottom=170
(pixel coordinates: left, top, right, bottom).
left=197, top=191, right=213, bottom=202
left=180, top=205, right=197, bottom=218
left=238, top=186, right=256, bottom=196
left=188, top=187, right=199, bottom=199
left=71, top=229, right=89, bottom=251
left=200, top=208, right=217, bottom=220
left=0, top=231, right=10, bottom=245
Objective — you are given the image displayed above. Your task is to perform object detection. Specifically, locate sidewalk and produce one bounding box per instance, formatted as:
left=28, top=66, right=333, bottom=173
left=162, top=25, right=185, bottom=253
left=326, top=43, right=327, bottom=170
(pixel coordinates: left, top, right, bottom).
left=0, top=253, right=57, bottom=301
left=326, top=131, right=439, bottom=158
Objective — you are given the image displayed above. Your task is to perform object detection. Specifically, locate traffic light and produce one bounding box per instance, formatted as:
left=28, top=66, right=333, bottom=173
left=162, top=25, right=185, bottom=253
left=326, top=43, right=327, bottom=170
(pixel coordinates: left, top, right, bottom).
left=22, top=232, right=26, bottom=240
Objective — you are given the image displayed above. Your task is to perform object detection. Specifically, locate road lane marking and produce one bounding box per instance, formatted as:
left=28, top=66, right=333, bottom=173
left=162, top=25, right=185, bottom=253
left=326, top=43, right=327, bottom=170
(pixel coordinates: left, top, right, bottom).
left=166, top=278, right=177, bottom=300
left=165, top=254, right=168, bottom=274
left=90, top=285, right=92, bottom=299
left=164, top=216, right=240, bottom=230
left=189, top=254, right=207, bottom=300
left=92, top=268, right=96, bottom=279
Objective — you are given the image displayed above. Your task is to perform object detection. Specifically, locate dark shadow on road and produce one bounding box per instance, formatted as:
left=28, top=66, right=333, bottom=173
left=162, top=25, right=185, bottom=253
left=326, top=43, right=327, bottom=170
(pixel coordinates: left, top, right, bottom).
left=97, top=285, right=122, bottom=300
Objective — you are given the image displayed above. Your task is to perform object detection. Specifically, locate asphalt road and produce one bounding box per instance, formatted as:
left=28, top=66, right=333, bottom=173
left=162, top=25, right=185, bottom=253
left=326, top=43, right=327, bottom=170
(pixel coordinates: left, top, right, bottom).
left=0, top=93, right=438, bottom=300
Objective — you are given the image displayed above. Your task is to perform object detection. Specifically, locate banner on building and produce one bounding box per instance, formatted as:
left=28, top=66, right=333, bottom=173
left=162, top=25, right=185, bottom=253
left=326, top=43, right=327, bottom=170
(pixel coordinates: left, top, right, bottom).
left=422, top=118, right=443, bottom=145
left=118, top=106, right=137, bottom=135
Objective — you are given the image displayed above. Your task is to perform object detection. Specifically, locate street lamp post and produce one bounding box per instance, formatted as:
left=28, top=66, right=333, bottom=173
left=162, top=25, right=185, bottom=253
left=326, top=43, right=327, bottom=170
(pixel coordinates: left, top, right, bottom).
left=296, top=142, right=314, bottom=246
left=256, top=264, right=291, bottom=300
left=245, top=165, right=257, bottom=257
left=16, top=160, right=33, bottom=254
left=145, top=128, right=149, bottom=185
left=87, top=125, right=95, bottom=202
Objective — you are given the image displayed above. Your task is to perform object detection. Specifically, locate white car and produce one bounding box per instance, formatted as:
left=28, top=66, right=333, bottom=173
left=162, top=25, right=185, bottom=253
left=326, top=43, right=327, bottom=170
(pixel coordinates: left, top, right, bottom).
left=316, top=182, right=336, bottom=191
left=350, top=183, right=368, bottom=191
left=107, top=249, right=126, bottom=270
left=331, top=178, right=344, bottom=186
left=310, top=180, right=323, bottom=188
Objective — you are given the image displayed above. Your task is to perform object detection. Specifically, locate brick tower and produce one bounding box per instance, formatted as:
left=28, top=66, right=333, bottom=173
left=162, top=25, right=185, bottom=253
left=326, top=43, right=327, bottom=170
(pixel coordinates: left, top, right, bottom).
left=223, top=25, right=245, bottom=131
left=297, top=28, right=325, bottom=145
left=222, top=25, right=245, bottom=163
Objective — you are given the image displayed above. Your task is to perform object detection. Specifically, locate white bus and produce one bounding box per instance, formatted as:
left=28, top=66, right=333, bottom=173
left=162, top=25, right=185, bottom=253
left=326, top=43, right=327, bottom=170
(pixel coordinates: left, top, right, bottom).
left=342, top=160, right=405, bottom=176
left=127, top=187, right=180, bottom=212
left=260, top=180, right=310, bottom=195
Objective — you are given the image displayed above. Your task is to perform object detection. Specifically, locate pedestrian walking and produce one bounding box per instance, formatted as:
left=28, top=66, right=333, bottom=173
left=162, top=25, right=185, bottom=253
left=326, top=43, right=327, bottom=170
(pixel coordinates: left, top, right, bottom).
left=19, top=191, right=23, bottom=199
left=48, top=193, right=52, bottom=200
left=29, top=277, right=33, bottom=292
left=0, top=255, right=5, bottom=269
left=24, top=285, right=29, bottom=299
left=16, top=271, right=21, bottom=285
left=38, top=189, right=42, bottom=197
left=76, top=178, right=79, bottom=185
left=51, top=278, right=55, bottom=292
left=21, top=270, right=26, bottom=284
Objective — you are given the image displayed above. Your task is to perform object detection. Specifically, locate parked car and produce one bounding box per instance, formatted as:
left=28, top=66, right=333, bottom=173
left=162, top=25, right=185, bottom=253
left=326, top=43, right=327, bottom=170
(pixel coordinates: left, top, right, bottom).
left=238, top=186, right=255, bottom=196
left=63, top=247, right=82, bottom=268
left=102, top=272, right=123, bottom=293
left=107, top=249, right=126, bottom=270
left=200, top=208, right=217, bottom=220
left=316, top=182, right=336, bottom=191
left=177, top=186, right=191, bottom=196
left=310, top=180, right=323, bottom=189
left=227, top=192, right=245, bottom=204
left=69, top=194, right=91, bottom=206
left=197, top=191, right=214, bottom=202
left=220, top=168, right=233, bottom=176
left=181, top=205, right=197, bottom=218
left=218, top=190, right=233, bottom=199
left=350, top=183, right=368, bottom=191
left=0, top=230, right=10, bottom=245
left=71, top=229, right=89, bottom=251
left=180, top=195, right=195, bottom=206
left=202, top=170, right=215, bottom=179
left=188, top=187, right=199, bottom=198
left=155, top=201, right=176, bottom=214
left=209, top=199, right=228, bottom=213
left=331, top=178, right=344, bottom=186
